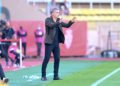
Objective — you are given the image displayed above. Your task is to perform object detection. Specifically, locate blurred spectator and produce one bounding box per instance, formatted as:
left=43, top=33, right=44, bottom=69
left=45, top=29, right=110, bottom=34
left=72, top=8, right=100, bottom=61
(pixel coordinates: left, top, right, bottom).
left=2, top=21, right=15, bottom=39
left=0, top=20, right=6, bottom=57
left=1, top=21, right=15, bottom=66
left=0, top=20, right=6, bottom=32
left=17, top=26, right=27, bottom=56
left=47, top=0, right=57, bottom=16
left=0, top=31, right=9, bottom=83
left=59, top=0, right=70, bottom=15
left=8, top=42, right=24, bottom=67
left=34, top=26, right=44, bottom=58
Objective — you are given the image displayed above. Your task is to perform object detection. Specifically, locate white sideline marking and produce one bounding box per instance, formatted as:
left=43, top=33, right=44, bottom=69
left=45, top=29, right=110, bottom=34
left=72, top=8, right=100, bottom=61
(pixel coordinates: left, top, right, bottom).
left=46, top=73, right=53, bottom=77
left=23, top=73, right=53, bottom=82
left=91, top=68, right=120, bottom=86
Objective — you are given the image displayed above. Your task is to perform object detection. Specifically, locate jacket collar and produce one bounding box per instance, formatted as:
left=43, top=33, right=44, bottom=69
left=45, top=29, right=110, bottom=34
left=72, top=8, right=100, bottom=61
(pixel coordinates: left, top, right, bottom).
left=50, top=16, right=56, bottom=23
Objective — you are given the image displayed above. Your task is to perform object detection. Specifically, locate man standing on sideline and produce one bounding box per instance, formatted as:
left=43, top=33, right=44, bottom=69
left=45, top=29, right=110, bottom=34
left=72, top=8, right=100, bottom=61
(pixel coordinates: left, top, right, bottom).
left=41, top=8, right=76, bottom=81
left=34, top=26, right=44, bottom=58
left=17, top=26, right=27, bottom=56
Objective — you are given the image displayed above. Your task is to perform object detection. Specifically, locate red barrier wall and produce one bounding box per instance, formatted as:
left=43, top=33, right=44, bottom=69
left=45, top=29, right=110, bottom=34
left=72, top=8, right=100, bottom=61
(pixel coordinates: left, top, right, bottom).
left=60, top=21, right=87, bottom=56
left=11, top=21, right=87, bottom=57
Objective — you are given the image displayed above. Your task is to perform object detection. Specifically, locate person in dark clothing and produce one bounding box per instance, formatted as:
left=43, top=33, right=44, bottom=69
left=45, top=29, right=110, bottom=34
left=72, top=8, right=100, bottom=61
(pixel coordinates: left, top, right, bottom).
left=0, top=32, right=9, bottom=83
left=17, top=26, right=27, bottom=56
left=0, top=20, right=6, bottom=58
left=1, top=21, right=15, bottom=66
left=41, top=8, right=76, bottom=81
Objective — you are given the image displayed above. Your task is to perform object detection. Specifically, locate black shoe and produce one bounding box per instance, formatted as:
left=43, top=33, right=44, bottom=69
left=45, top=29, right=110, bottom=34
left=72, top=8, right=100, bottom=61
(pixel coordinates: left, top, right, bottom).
left=3, top=78, right=9, bottom=83
left=53, top=77, right=62, bottom=80
left=41, top=77, right=47, bottom=81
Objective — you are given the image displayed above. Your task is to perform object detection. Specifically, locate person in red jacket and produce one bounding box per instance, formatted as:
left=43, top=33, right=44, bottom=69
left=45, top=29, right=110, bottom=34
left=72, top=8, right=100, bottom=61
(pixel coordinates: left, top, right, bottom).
left=34, top=26, right=44, bottom=58
left=17, top=26, right=27, bottom=56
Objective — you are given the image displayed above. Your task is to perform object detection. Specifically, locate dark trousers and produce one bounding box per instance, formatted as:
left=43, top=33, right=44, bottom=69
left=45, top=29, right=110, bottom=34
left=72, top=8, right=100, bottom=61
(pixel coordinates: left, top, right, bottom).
left=0, top=64, right=5, bottom=80
left=41, top=44, right=60, bottom=78
left=22, top=42, right=26, bottom=56
left=36, top=43, right=42, bottom=56
left=1, top=43, right=11, bottom=66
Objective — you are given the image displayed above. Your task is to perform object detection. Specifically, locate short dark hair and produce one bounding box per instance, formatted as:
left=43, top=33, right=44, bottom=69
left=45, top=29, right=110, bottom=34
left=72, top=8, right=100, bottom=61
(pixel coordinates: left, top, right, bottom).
left=20, top=26, right=23, bottom=30
left=50, top=8, right=59, bottom=14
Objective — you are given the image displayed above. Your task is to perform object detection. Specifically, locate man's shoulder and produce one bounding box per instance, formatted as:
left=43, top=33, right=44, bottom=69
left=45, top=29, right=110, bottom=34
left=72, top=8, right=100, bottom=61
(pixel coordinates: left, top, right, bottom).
left=45, top=17, right=52, bottom=21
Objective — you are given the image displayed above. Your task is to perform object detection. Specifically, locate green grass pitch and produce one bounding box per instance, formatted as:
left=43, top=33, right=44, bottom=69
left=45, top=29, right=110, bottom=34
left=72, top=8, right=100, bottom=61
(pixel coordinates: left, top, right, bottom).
left=5, top=60, right=120, bottom=86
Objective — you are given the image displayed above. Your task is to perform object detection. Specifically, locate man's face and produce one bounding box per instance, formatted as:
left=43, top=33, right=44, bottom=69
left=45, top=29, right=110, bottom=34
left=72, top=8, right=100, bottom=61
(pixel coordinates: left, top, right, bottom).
left=52, top=10, right=60, bottom=18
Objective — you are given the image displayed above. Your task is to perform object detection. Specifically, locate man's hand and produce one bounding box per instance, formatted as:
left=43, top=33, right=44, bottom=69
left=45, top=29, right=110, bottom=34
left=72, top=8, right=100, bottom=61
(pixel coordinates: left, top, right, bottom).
left=57, top=16, right=63, bottom=23
left=71, top=17, right=76, bottom=22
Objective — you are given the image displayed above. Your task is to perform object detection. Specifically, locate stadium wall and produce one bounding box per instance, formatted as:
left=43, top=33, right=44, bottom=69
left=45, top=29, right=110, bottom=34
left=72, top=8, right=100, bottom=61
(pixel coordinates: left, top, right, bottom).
left=2, top=0, right=47, bottom=21
left=1, top=0, right=87, bottom=57
left=11, top=21, right=87, bottom=57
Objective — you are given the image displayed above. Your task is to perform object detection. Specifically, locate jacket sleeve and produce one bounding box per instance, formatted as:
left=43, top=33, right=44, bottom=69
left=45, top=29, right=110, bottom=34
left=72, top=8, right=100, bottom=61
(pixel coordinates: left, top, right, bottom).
left=7, top=28, right=15, bottom=39
left=45, top=18, right=59, bottom=28
left=61, top=21, right=74, bottom=28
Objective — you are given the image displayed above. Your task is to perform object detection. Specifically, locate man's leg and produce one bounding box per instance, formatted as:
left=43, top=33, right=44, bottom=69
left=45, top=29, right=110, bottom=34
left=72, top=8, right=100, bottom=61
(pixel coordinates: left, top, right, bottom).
left=22, top=43, right=26, bottom=56
left=41, top=44, right=52, bottom=80
left=1, top=44, right=9, bottom=66
left=6, top=44, right=10, bottom=66
left=0, top=64, right=9, bottom=83
left=0, top=64, right=5, bottom=80
left=15, top=53, right=20, bottom=66
left=52, top=45, right=60, bottom=80
left=37, top=43, right=42, bottom=57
